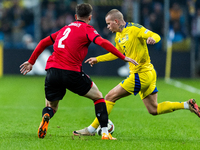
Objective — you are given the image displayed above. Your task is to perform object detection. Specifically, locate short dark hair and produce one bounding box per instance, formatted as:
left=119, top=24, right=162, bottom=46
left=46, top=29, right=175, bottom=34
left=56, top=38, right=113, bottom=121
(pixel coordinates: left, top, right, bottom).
left=76, top=3, right=93, bottom=18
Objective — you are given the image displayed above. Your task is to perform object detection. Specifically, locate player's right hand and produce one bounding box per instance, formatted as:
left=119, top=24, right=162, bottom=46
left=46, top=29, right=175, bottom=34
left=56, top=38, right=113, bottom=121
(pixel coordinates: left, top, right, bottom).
left=85, top=57, right=97, bottom=67
left=147, top=37, right=156, bottom=45
left=20, top=61, right=33, bottom=75
left=124, top=57, right=138, bottom=66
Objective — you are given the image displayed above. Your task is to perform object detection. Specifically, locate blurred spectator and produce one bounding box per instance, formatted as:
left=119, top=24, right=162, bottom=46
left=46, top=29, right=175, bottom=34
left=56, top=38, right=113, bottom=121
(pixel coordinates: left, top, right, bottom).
left=56, top=14, right=67, bottom=29
left=192, top=8, right=200, bottom=60
left=149, top=13, right=157, bottom=32
left=0, top=0, right=34, bottom=49
left=140, top=1, right=163, bottom=51
left=65, top=13, right=74, bottom=25
left=149, top=12, right=162, bottom=51
left=187, top=0, right=195, bottom=17
left=170, top=2, right=184, bottom=24
left=11, top=1, right=26, bottom=48
left=171, top=20, right=186, bottom=43
left=142, top=0, right=152, bottom=5
left=41, top=2, right=57, bottom=38
left=42, top=2, right=57, bottom=20
left=0, top=0, right=193, bottom=52
left=21, top=8, right=34, bottom=36
left=41, top=15, right=56, bottom=39
left=169, top=2, right=191, bottom=51
left=0, top=6, right=13, bottom=48
left=22, top=34, right=37, bottom=50
left=40, top=1, right=76, bottom=38
left=170, top=20, right=191, bottom=51
left=187, top=0, right=196, bottom=34
left=153, top=2, right=163, bottom=36
left=140, top=6, right=150, bottom=29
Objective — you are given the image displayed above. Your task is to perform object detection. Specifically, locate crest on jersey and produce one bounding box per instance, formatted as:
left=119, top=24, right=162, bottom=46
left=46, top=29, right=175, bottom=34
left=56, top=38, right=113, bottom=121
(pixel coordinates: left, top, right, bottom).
left=94, top=30, right=99, bottom=34
left=120, top=34, right=129, bottom=43
left=94, top=30, right=98, bottom=34
left=144, top=29, right=149, bottom=34
left=125, top=34, right=129, bottom=40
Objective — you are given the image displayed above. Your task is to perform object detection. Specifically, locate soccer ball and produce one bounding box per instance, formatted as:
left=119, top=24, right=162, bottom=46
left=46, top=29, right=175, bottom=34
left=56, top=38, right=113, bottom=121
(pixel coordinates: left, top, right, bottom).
left=96, top=119, right=115, bottom=136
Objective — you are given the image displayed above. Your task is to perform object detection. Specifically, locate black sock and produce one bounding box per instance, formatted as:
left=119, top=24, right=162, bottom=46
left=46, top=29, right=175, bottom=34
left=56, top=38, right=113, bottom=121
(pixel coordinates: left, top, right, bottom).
left=42, top=107, right=55, bottom=118
left=94, top=98, right=108, bottom=128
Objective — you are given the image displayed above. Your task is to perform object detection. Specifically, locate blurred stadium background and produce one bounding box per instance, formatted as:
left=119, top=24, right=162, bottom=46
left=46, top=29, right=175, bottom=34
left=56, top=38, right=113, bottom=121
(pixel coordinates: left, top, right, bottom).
left=0, top=0, right=200, bottom=79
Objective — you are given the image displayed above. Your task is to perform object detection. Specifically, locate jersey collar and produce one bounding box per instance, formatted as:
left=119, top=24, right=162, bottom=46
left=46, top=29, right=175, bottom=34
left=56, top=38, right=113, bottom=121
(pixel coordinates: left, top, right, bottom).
left=76, top=20, right=86, bottom=23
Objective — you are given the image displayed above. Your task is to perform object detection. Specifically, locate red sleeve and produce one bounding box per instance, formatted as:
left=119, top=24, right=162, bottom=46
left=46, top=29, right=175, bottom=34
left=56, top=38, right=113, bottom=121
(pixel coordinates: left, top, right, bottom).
left=28, top=31, right=59, bottom=65
left=86, top=25, right=100, bottom=42
left=94, top=36, right=125, bottom=60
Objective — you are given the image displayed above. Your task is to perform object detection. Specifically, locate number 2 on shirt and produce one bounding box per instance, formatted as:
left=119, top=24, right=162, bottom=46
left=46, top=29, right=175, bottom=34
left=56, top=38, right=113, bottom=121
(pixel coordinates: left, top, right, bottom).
left=58, top=28, right=71, bottom=48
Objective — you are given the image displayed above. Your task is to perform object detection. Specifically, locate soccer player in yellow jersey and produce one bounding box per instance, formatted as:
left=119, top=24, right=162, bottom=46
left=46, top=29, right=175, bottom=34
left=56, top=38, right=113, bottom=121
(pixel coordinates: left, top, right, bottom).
left=73, top=9, right=200, bottom=136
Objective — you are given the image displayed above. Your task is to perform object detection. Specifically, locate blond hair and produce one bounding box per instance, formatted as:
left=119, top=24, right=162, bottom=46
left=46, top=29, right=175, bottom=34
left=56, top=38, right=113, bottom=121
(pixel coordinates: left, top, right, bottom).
left=105, top=9, right=124, bottom=21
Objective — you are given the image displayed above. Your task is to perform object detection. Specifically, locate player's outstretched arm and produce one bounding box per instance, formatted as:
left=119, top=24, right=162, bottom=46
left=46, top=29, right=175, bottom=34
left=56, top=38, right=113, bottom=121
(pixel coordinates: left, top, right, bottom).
left=94, top=36, right=138, bottom=66
left=85, top=56, right=138, bottom=67
left=20, top=61, right=33, bottom=75
left=19, top=32, right=58, bottom=75
left=28, top=35, right=55, bottom=65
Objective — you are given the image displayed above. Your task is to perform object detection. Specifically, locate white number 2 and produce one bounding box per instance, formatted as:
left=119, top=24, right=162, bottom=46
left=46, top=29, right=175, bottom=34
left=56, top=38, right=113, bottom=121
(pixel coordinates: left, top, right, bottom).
left=58, top=28, right=71, bottom=48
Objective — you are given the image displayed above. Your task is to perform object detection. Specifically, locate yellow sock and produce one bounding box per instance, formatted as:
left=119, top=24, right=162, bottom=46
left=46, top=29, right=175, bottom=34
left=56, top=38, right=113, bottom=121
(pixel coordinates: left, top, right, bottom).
left=157, top=101, right=184, bottom=115
left=91, top=100, right=115, bottom=129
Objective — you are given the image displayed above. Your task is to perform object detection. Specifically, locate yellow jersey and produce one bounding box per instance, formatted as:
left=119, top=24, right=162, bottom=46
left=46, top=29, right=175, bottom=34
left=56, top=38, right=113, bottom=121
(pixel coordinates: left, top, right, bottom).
left=96, top=22, right=161, bottom=74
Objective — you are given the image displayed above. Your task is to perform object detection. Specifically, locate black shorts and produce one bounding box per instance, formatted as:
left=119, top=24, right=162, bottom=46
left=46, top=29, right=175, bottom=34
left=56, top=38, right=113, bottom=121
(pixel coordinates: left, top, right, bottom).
left=45, top=68, right=92, bottom=101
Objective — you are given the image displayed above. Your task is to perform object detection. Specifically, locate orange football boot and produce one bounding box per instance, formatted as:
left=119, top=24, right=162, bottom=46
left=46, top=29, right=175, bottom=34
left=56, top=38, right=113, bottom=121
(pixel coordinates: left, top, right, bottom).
left=187, top=99, right=200, bottom=118
left=38, top=113, right=50, bottom=138
left=102, top=133, right=117, bottom=140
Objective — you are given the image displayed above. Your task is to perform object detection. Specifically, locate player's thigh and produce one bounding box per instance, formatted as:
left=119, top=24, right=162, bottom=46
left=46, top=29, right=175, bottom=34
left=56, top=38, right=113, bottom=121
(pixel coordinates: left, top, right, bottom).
left=45, top=68, right=66, bottom=102
left=119, top=73, right=139, bottom=96
left=64, top=71, right=93, bottom=96
left=142, top=93, right=158, bottom=115
left=105, top=84, right=131, bottom=102
left=84, top=82, right=103, bottom=101
left=139, top=69, right=158, bottom=100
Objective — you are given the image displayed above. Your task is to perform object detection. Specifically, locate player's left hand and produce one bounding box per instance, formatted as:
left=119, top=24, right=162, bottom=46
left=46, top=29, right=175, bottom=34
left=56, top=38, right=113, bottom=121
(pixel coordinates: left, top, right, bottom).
left=85, top=57, right=98, bottom=67
left=124, top=57, right=138, bottom=66
left=20, top=61, right=33, bottom=75
left=147, top=37, right=156, bottom=45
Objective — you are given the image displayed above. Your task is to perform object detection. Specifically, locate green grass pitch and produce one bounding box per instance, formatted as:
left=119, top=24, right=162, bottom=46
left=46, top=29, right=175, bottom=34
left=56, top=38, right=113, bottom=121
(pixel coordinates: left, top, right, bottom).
left=0, top=75, right=200, bottom=150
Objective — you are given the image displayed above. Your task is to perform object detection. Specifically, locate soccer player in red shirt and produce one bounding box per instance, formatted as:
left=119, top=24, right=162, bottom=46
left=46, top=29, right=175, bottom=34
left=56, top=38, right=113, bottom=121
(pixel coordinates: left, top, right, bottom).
left=20, top=3, right=138, bottom=140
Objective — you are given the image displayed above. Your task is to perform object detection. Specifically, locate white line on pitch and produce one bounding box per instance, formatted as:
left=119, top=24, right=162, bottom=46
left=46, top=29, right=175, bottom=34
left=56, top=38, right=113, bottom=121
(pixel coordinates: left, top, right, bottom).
left=165, top=79, right=200, bottom=95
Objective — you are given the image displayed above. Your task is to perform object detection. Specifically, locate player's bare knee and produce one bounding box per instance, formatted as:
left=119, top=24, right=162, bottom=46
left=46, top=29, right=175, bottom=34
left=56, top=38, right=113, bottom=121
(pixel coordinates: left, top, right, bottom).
left=147, top=107, right=157, bottom=116
left=105, top=93, right=116, bottom=102
left=97, top=91, right=103, bottom=98
left=147, top=108, right=158, bottom=116
left=93, top=91, right=103, bottom=100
